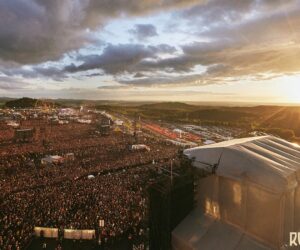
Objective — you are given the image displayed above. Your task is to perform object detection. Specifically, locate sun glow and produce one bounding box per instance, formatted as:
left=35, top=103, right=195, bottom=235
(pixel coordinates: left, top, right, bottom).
left=277, top=75, right=300, bottom=103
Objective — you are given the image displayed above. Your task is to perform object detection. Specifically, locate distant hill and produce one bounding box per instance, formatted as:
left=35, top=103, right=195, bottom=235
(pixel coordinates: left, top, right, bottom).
left=140, top=102, right=197, bottom=111
left=56, top=99, right=154, bottom=108
left=5, top=97, right=59, bottom=108
left=5, top=97, right=38, bottom=108
left=189, top=109, right=257, bottom=122
left=259, top=107, right=300, bottom=136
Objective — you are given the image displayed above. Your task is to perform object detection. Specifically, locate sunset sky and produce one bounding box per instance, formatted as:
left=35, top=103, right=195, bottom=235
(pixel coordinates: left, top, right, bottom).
left=0, top=0, right=300, bottom=103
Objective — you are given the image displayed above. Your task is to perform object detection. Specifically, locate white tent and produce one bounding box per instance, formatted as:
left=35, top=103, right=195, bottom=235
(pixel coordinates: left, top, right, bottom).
left=131, top=144, right=150, bottom=152
left=115, top=119, right=124, bottom=126
left=166, top=139, right=197, bottom=148
left=77, top=119, right=92, bottom=124
left=7, top=121, right=19, bottom=128
left=173, top=136, right=300, bottom=249
left=41, top=155, right=64, bottom=165
left=203, top=139, right=216, bottom=145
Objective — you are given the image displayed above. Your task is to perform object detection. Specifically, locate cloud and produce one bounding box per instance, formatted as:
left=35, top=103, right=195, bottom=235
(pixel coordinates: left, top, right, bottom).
left=180, top=0, right=297, bottom=28
left=134, top=72, right=145, bottom=78
left=0, top=0, right=199, bottom=65
left=0, top=76, right=29, bottom=90
left=64, top=43, right=177, bottom=75
left=180, top=0, right=255, bottom=25
left=2, top=0, right=300, bottom=95
left=117, top=72, right=230, bottom=87
left=126, top=41, right=300, bottom=86
left=118, top=0, right=300, bottom=86
left=129, top=24, right=158, bottom=40
left=0, top=0, right=89, bottom=64
left=1, top=65, right=66, bottom=81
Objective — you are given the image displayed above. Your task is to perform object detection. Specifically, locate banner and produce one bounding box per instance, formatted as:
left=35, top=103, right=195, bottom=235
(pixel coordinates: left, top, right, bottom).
left=34, top=227, right=58, bottom=238
left=64, top=229, right=95, bottom=240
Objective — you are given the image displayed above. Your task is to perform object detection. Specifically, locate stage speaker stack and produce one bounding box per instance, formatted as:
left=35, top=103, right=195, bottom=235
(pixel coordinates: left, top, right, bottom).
left=149, top=174, right=194, bottom=250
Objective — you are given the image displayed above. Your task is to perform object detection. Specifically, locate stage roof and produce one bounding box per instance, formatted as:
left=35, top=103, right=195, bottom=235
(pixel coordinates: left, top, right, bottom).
left=184, top=136, right=300, bottom=192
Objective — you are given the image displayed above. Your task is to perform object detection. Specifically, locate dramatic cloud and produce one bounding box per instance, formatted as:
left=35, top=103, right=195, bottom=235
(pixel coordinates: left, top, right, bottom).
left=0, top=0, right=199, bottom=64
left=129, top=24, right=158, bottom=40
left=0, top=0, right=88, bottom=64
left=64, top=43, right=177, bottom=75
left=1, top=0, right=300, bottom=100
left=180, top=0, right=297, bottom=27
left=119, top=0, right=300, bottom=86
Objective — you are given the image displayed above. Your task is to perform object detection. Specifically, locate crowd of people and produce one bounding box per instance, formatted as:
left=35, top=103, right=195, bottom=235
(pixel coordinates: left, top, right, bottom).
left=0, top=115, right=179, bottom=249
left=1, top=167, right=154, bottom=249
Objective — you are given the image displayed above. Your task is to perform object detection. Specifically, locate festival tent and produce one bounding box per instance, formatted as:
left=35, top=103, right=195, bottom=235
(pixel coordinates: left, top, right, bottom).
left=115, top=119, right=124, bottom=126
left=172, top=136, right=300, bottom=249
left=41, top=155, right=64, bottom=165
left=7, top=121, right=19, bottom=128
left=203, top=139, right=216, bottom=145
left=77, top=119, right=92, bottom=124
left=166, top=139, right=197, bottom=148
left=131, top=144, right=150, bottom=152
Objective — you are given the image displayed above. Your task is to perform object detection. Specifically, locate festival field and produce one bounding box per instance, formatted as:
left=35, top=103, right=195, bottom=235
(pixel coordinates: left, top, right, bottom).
left=0, top=111, right=178, bottom=249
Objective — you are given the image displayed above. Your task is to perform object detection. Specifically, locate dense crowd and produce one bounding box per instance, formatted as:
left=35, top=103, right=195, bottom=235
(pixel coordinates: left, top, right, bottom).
left=0, top=122, right=14, bottom=142
left=0, top=135, right=176, bottom=196
left=1, top=167, right=153, bottom=249
left=0, top=117, right=178, bottom=249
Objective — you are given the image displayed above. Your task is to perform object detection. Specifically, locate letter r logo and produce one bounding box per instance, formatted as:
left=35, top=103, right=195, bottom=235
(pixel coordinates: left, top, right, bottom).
left=290, top=232, right=300, bottom=246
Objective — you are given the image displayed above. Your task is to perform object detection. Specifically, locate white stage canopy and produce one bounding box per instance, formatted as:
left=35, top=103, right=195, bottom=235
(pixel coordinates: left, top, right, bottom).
left=173, top=136, right=300, bottom=249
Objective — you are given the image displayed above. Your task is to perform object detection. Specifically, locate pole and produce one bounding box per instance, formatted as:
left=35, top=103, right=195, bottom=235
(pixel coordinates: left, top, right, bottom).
left=170, top=159, right=173, bottom=184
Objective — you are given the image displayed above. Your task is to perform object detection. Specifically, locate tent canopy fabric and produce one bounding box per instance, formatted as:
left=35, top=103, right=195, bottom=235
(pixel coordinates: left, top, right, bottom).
left=174, top=136, right=300, bottom=249
left=184, top=136, right=300, bottom=193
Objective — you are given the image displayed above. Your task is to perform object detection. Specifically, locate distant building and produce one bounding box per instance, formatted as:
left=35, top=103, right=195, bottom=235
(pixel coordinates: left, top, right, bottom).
left=97, top=116, right=112, bottom=135
left=14, top=128, right=34, bottom=142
